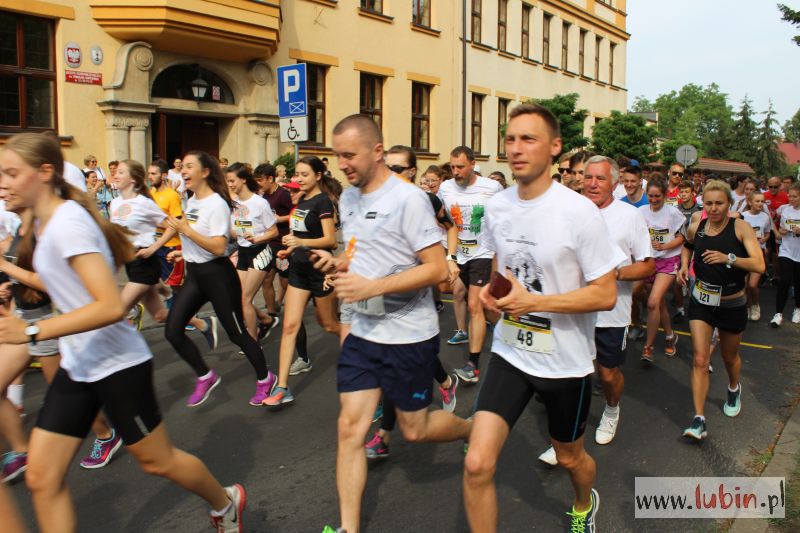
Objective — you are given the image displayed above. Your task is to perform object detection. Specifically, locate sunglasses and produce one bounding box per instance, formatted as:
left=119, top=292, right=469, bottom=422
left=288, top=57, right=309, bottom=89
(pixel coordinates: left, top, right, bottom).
left=558, top=167, right=570, bottom=173
left=671, top=171, right=684, bottom=177
left=388, top=165, right=410, bottom=174
left=768, top=185, right=780, bottom=189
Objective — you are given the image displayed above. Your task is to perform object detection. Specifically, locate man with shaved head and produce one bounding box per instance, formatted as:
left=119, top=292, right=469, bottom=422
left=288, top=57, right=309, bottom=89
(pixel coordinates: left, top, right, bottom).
left=315, top=114, right=472, bottom=533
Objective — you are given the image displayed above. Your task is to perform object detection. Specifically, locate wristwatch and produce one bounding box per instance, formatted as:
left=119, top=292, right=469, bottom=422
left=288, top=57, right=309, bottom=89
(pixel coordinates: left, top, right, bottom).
left=726, top=253, right=737, bottom=266
left=25, top=322, right=40, bottom=345
left=448, top=254, right=458, bottom=262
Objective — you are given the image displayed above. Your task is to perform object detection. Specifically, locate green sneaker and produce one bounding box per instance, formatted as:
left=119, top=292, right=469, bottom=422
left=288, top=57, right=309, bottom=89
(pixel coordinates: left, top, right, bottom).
left=723, top=384, right=742, bottom=417
left=322, top=527, right=346, bottom=533
left=682, top=416, right=707, bottom=440
left=566, top=488, right=599, bottom=532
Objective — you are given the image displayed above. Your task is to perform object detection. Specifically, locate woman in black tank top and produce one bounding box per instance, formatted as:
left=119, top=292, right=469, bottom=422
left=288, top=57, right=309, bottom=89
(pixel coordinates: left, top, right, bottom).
left=677, top=180, right=764, bottom=441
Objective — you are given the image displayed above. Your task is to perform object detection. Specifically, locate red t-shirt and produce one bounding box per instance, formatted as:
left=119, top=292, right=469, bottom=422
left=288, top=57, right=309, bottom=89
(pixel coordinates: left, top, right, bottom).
left=764, top=190, right=789, bottom=219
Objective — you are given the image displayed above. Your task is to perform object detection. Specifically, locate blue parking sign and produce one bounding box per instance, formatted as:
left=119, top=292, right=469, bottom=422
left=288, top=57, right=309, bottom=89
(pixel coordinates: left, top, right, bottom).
left=277, top=64, right=307, bottom=118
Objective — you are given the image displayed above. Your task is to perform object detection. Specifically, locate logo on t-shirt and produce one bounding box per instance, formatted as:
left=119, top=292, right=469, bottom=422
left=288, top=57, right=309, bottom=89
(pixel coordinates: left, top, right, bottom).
left=185, top=209, right=199, bottom=223
left=113, top=202, right=132, bottom=220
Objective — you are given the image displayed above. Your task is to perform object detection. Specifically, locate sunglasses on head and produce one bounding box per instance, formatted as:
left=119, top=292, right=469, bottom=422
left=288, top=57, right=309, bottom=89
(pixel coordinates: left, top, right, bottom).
left=388, top=165, right=410, bottom=174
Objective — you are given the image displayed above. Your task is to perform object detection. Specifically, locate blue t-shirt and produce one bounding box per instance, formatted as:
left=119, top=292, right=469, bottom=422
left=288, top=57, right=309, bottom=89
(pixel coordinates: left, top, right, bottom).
left=621, top=194, right=649, bottom=208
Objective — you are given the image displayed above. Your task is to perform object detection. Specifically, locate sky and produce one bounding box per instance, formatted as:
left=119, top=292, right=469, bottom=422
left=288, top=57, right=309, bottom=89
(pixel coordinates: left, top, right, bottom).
left=626, top=0, right=799, bottom=126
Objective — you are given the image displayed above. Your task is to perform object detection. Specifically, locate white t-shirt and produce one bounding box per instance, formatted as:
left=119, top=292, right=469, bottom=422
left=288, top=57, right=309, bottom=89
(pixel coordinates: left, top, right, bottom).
left=33, top=201, right=152, bottom=382
left=63, top=161, right=87, bottom=192
left=778, top=205, right=800, bottom=262
left=232, top=194, right=276, bottom=248
left=168, top=170, right=186, bottom=195
left=485, top=182, right=624, bottom=379
left=742, top=210, right=771, bottom=248
left=438, top=176, right=502, bottom=264
left=731, top=190, right=747, bottom=209
left=182, top=193, right=231, bottom=263
left=109, top=194, right=167, bottom=249
left=0, top=200, right=21, bottom=239
left=612, top=182, right=627, bottom=200
left=597, top=200, right=654, bottom=327
left=339, top=175, right=442, bottom=344
left=639, top=204, right=686, bottom=259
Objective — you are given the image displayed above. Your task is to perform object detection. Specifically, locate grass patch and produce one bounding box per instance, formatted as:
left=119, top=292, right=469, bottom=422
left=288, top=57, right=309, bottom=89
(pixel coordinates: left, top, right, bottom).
left=769, top=451, right=800, bottom=530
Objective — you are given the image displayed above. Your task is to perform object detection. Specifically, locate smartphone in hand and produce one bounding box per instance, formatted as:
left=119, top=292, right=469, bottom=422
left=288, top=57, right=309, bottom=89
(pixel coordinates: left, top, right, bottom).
left=489, top=271, right=512, bottom=299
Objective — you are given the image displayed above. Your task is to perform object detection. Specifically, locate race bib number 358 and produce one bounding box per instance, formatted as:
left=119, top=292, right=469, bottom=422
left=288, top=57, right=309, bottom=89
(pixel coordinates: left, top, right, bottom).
left=500, top=313, right=554, bottom=354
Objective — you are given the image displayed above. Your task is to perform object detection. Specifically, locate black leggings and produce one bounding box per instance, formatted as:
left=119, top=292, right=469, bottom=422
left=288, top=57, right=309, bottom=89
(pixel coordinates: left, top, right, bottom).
left=166, top=257, right=268, bottom=380
left=380, top=357, right=449, bottom=432
left=776, top=257, right=800, bottom=314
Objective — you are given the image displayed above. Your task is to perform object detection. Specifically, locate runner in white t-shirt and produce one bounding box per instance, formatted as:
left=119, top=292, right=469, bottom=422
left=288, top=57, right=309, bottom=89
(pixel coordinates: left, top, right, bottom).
left=466, top=104, right=621, bottom=533
left=225, top=163, right=278, bottom=342
left=638, top=179, right=686, bottom=364
left=742, top=192, right=773, bottom=320
left=0, top=133, right=245, bottom=532
left=164, top=151, right=276, bottom=408
left=438, top=147, right=502, bottom=384
left=312, top=115, right=471, bottom=533
left=771, top=183, right=800, bottom=326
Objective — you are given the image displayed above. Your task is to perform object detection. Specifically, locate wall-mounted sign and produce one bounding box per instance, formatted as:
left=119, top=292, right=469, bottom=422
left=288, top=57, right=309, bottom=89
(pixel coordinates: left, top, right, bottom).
left=211, top=86, right=221, bottom=102
left=90, top=46, right=103, bottom=65
left=65, top=71, right=102, bottom=85
left=64, top=42, right=81, bottom=68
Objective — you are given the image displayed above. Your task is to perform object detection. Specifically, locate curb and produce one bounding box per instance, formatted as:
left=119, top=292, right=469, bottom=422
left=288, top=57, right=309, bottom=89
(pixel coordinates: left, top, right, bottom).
left=728, top=401, right=800, bottom=532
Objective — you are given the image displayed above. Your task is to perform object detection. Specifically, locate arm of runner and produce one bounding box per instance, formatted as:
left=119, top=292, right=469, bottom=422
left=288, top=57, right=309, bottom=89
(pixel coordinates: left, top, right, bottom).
left=0, top=252, right=125, bottom=344
left=0, top=256, right=47, bottom=292
left=334, top=242, right=447, bottom=303
left=446, top=224, right=460, bottom=284
left=137, top=225, right=177, bottom=258
left=287, top=217, right=337, bottom=250
left=617, top=258, right=655, bottom=282
left=490, top=267, right=617, bottom=316
left=678, top=214, right=700, bottom=287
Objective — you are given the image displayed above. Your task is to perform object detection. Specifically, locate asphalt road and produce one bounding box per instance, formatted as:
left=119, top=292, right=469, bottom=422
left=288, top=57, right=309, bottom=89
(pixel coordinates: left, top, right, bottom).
left=6, top=286, right=800, bottom=532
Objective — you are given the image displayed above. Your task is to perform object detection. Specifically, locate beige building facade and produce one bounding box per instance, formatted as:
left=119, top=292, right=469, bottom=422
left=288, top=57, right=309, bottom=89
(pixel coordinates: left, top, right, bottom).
left=1, top=0, right=629, bottom=176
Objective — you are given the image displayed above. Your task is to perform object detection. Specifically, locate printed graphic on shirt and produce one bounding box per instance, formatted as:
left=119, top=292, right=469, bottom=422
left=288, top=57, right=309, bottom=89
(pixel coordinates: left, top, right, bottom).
left=185, top=209, right=199, bottom=223
left=112, top=202, right=133, bottom=220
left=290, top=209, right=309, bottom=232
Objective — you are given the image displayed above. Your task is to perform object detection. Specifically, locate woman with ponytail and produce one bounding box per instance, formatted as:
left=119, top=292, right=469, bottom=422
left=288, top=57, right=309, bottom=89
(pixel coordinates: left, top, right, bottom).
left=0, top=133, right=246, bottom=532
left=163, top=151, right=276, bottom=407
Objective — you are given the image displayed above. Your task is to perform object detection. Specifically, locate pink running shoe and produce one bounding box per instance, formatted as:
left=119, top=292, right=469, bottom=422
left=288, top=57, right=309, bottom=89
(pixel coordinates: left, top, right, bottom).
left=249, top=371, right=277, bottom=406
left=188, top=370, right=221, bottom=407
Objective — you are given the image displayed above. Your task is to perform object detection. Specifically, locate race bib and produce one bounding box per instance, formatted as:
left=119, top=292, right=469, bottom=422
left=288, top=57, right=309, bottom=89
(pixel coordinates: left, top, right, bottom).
left=458, top=238, right=478, bottom=257
left=354, top=295, right=385, bottom=317
left=500, top=313, right=554, bottom=354
left=750, top=224, right=763, bottom=239
left=650, top=228, right=669, bottom=244
left=665, top=197, right=678, bottom=207
left=276, top=257, right=289, bottom=272
left=786, top=219, right=800, bottom=235
left=290, top=209, right=309, bottom=232
left=692, top=280, right=722, bottom=307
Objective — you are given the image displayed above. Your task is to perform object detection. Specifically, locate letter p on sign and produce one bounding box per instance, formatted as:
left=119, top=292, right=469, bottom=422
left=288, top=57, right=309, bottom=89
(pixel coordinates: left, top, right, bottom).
left=283, top=71, right=299, bottom=103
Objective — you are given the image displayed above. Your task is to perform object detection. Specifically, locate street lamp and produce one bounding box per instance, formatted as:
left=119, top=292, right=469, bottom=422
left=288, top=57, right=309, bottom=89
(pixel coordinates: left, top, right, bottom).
left=190, top=67, right=208, bottom=102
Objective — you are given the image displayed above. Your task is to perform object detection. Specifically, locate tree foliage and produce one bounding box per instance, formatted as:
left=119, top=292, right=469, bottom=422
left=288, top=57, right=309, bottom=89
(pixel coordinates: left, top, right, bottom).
left=752, top=100, right=788, bottom=175
left=273, top=152, right=296, bottom=177
left=591, top=111, right=657, bottom=163
left=783, top=108, right=800, bottom=142
left=778, top=3, right=800, bottom=46
left=729, top=96, right=759, bottom=165
left=527, top=93, right=589, bottom=153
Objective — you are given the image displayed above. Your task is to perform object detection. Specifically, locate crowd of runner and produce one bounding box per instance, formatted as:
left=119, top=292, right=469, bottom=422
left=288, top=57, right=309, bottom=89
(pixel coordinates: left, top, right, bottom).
left=0, top=104, right=797, bottom=532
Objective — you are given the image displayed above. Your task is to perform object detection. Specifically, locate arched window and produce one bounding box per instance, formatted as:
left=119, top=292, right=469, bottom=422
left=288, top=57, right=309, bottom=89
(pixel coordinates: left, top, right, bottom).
left=151, top=64, right=234, bottom=104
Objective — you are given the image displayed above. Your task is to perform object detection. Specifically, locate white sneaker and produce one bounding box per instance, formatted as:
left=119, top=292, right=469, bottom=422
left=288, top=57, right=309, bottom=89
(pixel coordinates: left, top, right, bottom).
left=751, top=305, right=761, bottom=322
left=289, top=357, right=313, bottom=376
left=770, top=313, right=783, bottom=328
left=211, top=484, right=246, bottom=533
left=595, top=410, right=619, bottom=445
left=537, top=445, right=557, bottom=466
left=793, top=308, right=800, bottom=324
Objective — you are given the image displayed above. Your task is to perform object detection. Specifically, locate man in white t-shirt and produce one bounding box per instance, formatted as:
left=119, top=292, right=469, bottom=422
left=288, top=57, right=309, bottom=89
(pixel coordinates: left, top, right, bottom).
left=438, top=146, right=502, bottom=384
left=168, top=158, right=186, bottom=195
left=464, top=104, right=622, bottom=533
left=313, top=115, right=471, bottom=533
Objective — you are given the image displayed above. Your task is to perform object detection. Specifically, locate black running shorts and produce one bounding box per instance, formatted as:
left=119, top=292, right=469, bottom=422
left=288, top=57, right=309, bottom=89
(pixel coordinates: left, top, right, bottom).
left=458, top=257, right=493, bottom=288
left=595, top=326, right=627, bottom=369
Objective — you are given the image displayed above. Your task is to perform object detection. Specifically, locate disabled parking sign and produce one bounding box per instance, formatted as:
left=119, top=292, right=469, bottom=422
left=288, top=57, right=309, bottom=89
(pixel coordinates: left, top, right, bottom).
left=277, top=64, right=309, bottom=142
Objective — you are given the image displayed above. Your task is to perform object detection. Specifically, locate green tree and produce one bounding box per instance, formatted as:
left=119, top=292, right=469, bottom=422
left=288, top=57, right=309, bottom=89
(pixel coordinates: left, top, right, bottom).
left=652, top=83, right=734, bottom=152
left=730, top=96, right=759, bottom=165
left=630, top=96, right=655, bottom=113
left=753, top=100, right=788, bottom=175
left=273, top=152, right=296, bottom=177
left=778, top=3, right=800, bottom=46
left=590, top=111, right=656, bottom=163
left=783, top=108, right=800, bottom=142
left=526, top=93, right=589, bottom=153
left=659, top=108, right=703, bottom=165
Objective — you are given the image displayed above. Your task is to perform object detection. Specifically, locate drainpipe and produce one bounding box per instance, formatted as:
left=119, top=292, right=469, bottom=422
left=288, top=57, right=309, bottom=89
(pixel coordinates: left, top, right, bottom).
left=461, top=0, right=467, bottom=146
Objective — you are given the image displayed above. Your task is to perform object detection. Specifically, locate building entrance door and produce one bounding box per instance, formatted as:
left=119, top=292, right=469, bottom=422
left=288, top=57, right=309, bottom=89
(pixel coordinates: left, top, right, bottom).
left=152, top=113, right=220, bottom=163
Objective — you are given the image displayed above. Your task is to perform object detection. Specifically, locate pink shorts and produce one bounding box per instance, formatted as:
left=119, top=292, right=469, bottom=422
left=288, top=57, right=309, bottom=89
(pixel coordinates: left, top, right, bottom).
left=646, top=255, right=680, bottom=283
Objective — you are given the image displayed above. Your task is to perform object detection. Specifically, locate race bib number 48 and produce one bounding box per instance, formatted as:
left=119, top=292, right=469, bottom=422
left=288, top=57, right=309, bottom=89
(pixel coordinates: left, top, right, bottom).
left=500, top=313, right=554, bottom=354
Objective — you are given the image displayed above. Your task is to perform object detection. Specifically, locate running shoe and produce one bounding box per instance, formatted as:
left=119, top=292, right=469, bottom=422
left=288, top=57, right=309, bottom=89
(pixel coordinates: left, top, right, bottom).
left=664, top=334, right=678, bottom=357
left=682, top=416, right=707, bottom=440
left=365, top=432, right=389, bottom=459
left=185, top=324, right=197, bottom=331
left=263, top=387, right=295, bottom=410
left=447, top=330, right=469, bottom=345
left=258, top=315, right=281, bottom=341
left=1, top=452, right=27, bottom=483
left=372, top=402, right=384, bottom=423
left=566, top=488, right=599, bottom=533
left=595, top=411, right=619, bottom=445
left=537, top=445, right=557, bottom=466
left=321, top=527, right=347, bottom=533
left=249, top=372, right=277, bottom=406
left=439, top=373, right=459, bottom=412
left=640, top=345, right=654, bottom=365
left=793, top=308, right=800, bottom=324
left=187, top=370, right=221, bottom=407
left=165, top=295, right=175, bottom=310
left=289, top=357, right=313, bottom=376
left=770, top=313, right=783, bottom=328
left=750, top=305, right=761, bottom=322
left=80, top=430, right=123, bottom=469
left=435, top=300, right=444, bottom=313
left=455, top=362, right=480, bottom=384
left=202, top=316, right=219, bottom=350
left=672, top=308, right=685, bottom=323
left=627, top=325, right=645, bottom=341
left=723, top=384, right=742, bottom=417
left=210, top=483, right=247, bottom=533
left=128, top=302, right=144, bottom=331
